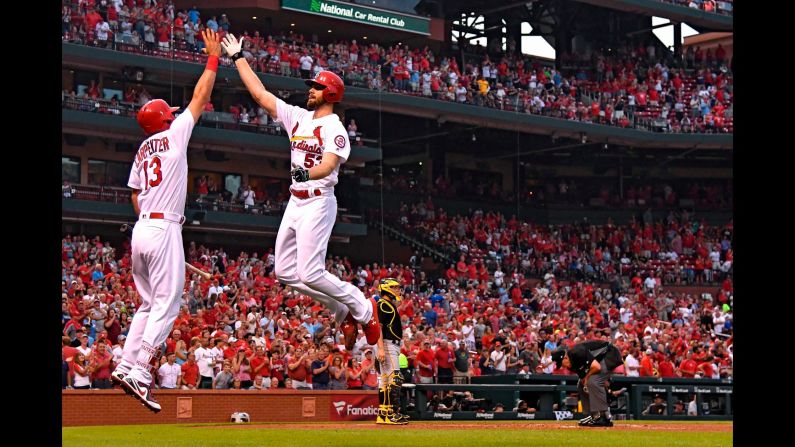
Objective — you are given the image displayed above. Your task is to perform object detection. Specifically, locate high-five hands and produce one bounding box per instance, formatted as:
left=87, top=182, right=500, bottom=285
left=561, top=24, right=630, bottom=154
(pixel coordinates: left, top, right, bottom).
left=221, top=33, right=245, bottom=57
left=201, top=29, right=222, bottom=57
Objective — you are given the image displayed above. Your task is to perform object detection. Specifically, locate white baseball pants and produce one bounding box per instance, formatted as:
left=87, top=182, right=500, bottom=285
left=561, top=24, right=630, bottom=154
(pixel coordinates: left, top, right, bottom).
left=116, top=218, right=186, bottom=386
left=274, top=192, right=372, bottom=324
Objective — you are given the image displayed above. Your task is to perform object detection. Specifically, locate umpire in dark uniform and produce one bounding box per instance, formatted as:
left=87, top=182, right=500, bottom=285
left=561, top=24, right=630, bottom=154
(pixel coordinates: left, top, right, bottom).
left=552, top=340, right=623, bottom=427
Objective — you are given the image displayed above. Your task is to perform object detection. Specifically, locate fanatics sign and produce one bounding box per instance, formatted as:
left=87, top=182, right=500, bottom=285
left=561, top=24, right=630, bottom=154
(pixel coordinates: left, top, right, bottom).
left=329, top=394, right=380, bottom=421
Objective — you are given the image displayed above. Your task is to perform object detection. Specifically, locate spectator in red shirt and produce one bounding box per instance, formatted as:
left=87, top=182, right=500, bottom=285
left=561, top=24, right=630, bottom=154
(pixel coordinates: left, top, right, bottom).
left=180, top=352, right=200, bottom=389
left=85, top=8, right=103, bottom=35
left=435, top=342, right=455, bottom=384
left=415, top=340, right=436, bottom=384
left=249, top=345, right=271, bottom=389
left=657, top=356, right=676, bottom=378
left=88, top=341, right=113, bottom=389
left=287, top=346, right=312, bottom=389
left=638, top=349, right=658, bottom=377
left=678, top=351, right=698, bottom=378
left=445, top=263, right=458, bottom=283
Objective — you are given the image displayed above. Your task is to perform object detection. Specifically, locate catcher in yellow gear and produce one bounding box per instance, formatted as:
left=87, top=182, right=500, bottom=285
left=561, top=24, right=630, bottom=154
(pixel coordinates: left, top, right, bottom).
left=374, top=278, right=409, bottom=425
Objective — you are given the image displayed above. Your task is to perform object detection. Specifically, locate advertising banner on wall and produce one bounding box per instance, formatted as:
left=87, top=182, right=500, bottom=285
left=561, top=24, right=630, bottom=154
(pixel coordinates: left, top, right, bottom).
left=282, top=0, right=431, bottom=35
left=329, top=394, right=380, bottom=421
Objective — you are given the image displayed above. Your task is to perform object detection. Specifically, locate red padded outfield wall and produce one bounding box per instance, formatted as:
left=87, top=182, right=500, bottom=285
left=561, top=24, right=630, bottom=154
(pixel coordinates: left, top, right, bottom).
left=62, top=389, right=378, bottom=426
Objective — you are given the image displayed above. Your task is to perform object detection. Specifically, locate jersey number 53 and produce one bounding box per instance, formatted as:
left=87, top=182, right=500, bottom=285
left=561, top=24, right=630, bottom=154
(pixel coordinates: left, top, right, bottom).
left=142, top=156, right=163, bottom=190
left=304, top=153, right=323, bottom=168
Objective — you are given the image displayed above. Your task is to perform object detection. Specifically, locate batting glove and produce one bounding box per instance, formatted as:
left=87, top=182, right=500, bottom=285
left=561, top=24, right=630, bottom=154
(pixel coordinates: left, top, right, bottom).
left=221, top=34, right=244, bottom=57
left=291, top=167, right=311, bottom=183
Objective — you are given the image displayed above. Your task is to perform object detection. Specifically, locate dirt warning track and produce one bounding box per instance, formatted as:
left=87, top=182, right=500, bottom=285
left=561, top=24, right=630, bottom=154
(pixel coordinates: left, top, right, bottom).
left=200, top=421, right=731, bottom=432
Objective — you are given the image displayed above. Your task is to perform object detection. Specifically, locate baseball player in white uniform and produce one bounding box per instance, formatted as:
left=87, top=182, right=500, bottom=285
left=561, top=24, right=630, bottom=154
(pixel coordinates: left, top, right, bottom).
left=221, top=33, right=381, bottom=351
left=111, top=29, right=222, bottom=413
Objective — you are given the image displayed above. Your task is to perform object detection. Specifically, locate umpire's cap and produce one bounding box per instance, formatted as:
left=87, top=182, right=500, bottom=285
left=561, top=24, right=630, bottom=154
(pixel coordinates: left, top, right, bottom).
left=551, top=347, right=568, bottom=369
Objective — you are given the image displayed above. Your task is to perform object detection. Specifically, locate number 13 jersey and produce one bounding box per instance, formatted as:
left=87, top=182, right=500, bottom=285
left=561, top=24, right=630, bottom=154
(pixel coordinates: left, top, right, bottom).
left=127, top=111, right=195, bottom=215
left=275, top=98, right=351, bottom=189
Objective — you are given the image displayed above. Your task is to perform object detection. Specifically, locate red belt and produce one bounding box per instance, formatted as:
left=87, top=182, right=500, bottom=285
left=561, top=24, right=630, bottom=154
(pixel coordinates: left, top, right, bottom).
left=142, top=212, right=185, bottom=224
left=290, top=188, right=322, bottom=199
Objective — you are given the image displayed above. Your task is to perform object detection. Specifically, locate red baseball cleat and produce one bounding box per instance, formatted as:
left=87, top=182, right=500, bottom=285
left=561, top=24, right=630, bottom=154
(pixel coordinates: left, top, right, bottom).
left=362, top=297, right=381, bottom=345
left=340, top=312, right=357, bottom=351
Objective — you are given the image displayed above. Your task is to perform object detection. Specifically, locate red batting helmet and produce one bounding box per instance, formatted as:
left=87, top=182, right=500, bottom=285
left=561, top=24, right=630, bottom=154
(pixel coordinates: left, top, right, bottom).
left=304, top=70, right=345, bottom=103
left=137, top=99, right=179, bottom=135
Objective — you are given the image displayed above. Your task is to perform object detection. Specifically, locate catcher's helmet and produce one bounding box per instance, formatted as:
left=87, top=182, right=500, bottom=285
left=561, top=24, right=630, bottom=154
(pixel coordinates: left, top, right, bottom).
left=304, top=70, right=345, bottom=103
left=137, top=99, right=179, bottom=135
left=378, top=278, right=402, bottom=302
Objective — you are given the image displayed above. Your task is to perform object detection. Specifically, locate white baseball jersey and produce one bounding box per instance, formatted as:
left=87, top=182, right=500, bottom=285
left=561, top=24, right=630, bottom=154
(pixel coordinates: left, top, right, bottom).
left=275, top=98, right=351, bottom=188
left=270, top=98, right=372, bottom=327
left=117, top=110, right=195, bottom=387
left=127, top=111, right=195, bottom=214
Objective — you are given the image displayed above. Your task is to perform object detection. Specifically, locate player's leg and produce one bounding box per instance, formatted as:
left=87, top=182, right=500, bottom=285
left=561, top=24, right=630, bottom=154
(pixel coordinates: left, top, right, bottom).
left=274, top=205, right=349, bottom=323
left=128, top=225, right=186, bottom=386
left=386, top=343, right=408, bottom=422
left=115, top=227, right=154, bottom=379
left=582, top=363, right=613, bottom=427
left=294, top=197, right=372, bottom=324
left=376, top=350, right=388, bottom=423
left=578, top=376, right=591, bottom=423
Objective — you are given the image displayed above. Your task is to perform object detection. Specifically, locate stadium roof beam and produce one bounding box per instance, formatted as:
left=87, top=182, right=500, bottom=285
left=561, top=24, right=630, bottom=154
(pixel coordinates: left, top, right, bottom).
left=625, top=21, right=678, bottom=37
left=474, top=0, right=535, bottom=16
left=570, top=0, right=731, bottom=31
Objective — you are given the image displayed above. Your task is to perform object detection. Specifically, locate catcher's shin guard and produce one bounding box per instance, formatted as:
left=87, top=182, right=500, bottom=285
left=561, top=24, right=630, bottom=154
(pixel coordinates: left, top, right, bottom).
left=376, top=373, right=389, bottom=424
left=389, top=371, right=409, bottom=422
left=376, top=373, right=407, bottom=425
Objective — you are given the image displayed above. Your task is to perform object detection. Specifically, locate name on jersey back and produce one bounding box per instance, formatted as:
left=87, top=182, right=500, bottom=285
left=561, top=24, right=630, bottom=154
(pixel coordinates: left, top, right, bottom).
left=135, top=136, right=171, bottom=167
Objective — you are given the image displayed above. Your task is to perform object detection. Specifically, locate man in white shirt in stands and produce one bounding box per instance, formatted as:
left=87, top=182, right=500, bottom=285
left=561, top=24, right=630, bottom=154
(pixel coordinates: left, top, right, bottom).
left=624, top=346, right=640, bottom=377
left=112, top=335, right=126, bottom=366
left=157, top=353, right=182, bottom=389
left=193, top=338, right=215, bottom=389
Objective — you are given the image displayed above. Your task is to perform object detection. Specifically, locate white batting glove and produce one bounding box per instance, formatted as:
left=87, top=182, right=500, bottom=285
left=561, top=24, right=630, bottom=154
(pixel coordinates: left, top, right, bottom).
left=221, top=34, right=244, bottom=57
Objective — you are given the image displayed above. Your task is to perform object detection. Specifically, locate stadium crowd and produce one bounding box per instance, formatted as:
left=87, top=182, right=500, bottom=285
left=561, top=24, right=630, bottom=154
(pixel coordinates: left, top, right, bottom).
left=61, top=1, right=733, bottom=134
left=660, top=0, right=733, bottom=15
left=384, top=198, right=733, bottom=287
left=380, top=172, right=732, bottom=210
left=61, top=224, right=733, bottom=392
left=60, top=0, right=733, bottom=394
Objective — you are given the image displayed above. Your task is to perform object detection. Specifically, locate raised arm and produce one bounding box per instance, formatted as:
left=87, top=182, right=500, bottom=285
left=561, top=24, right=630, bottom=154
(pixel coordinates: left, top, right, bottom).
left=221, top=34, right=278, bottom=119
left=186, top=29, right=222, bottom=123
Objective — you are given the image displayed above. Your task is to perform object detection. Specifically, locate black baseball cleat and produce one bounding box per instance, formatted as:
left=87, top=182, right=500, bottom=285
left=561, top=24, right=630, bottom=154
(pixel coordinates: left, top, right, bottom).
left=111, top=371, right=134, bottom=396
left=394, top=413, right=410, bottom=424
left=578, top=415, right=593, bottom=426
left=120, top=376, right=161, bottom=413
left=582, top=416, right=613, bottom=427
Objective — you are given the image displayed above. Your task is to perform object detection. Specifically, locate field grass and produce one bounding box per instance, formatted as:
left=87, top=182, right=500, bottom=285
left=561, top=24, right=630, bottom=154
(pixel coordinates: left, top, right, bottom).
left=62, top=421, right=732, bottom=447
